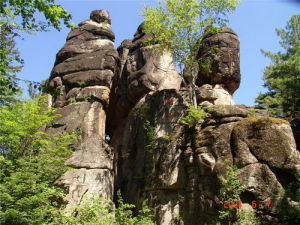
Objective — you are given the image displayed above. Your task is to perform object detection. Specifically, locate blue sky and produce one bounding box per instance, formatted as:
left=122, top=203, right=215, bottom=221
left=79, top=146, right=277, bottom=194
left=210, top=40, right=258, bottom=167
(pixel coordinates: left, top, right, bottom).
left=16, top=0, right=300, bottom=105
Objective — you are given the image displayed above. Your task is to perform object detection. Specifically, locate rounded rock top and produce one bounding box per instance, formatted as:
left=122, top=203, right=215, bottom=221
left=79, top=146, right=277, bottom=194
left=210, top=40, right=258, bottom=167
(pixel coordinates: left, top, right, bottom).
left=90, top=10, right=111, bottom=24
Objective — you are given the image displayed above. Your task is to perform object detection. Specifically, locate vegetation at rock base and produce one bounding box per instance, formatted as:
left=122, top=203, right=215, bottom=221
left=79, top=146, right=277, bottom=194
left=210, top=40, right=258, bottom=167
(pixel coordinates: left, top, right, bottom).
left=142, top=0, right=240, bottom=105
left=180, top=105, right=208, bottom=126
left=256, top=14, right=300, bottom=119
left=0, top=96, right=155, bottom=225
left=277, top=171, right=300, bottom=225
left=51, top=192, right=154, bottom=225
left=0, top=96, right=77, bottom=225
left=213, top=161, right=260, bottom=225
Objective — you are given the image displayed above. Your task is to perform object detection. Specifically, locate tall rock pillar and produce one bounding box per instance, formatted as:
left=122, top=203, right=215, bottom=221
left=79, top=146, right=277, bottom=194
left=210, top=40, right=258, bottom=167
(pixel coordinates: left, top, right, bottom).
left=46, top=10, right=119, bottom=210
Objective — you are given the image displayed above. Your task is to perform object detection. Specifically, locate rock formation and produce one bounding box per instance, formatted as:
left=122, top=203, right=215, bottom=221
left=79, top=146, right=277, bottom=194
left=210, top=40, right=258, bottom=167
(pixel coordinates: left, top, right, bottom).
left=45, top=10, right=300, bottom=224
left=46, top=10, right=118, bottom=210
left=107, top=22, right=182, bottom=134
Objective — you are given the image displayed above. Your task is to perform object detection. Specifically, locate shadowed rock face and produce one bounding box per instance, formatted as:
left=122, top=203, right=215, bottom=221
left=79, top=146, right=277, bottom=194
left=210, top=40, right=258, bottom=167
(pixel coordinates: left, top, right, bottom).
left=196, top=27, right=240, bottom=95
left=291, top=116, right=300, bottom=151
left=46, top=10, right=300, bottom=225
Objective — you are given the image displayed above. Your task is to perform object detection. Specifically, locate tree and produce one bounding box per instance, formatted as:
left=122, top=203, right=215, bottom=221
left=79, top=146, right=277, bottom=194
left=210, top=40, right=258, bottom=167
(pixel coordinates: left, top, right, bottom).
left=0, top=1, right=74, bottom=104
left=256, top=14, right=300, bottom=118
left=0, top=10, right=24, bottom=104
left=0, top=1, right=74, bottom=32
left=142, top=0, right=240, bottom=105
left=0, top=96, right=77, bottom=225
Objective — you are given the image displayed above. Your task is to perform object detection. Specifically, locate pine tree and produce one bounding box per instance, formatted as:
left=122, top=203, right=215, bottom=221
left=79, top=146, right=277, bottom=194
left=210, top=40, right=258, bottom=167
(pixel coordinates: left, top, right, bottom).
left=0, top=18, right=23, bottom=104
left=256, top=14, right=300, bottom=118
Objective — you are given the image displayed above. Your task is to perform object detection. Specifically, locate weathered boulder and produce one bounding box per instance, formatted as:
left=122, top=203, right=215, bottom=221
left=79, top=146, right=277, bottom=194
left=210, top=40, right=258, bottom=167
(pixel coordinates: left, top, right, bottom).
left=232, top=118, right=300, bottom=171
left=47, top=9, right=119, bottom=108
left=196, top=27, right=240, bottom=94
left=46, top=101, right=113, bottom=210
left=196, top=84, right=234, bottom=105
left=65, top=86, right=110, bottom=104
left=46, top=102, right=106, bottom=138
left=65, top=135, right=113, bottom=170
left=90, top=9, right=111, bottom=24
left=55, top=10, right=115, bottom=65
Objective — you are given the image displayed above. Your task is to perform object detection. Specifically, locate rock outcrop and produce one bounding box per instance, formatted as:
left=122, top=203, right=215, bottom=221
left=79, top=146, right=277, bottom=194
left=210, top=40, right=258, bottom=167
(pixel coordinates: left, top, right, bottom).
left=45, top=10, right=300, bottom=225
left=46, top=10, right=118, bottom=210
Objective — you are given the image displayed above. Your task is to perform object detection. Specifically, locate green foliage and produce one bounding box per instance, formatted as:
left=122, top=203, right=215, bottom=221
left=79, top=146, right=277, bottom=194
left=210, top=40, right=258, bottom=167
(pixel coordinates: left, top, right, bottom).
left=199, top=55, right=214, bottom=74
left=142, top=112, right=158, bottom=188
left=67, top=97, right=77, bottom=104
left=51, top=191, right=154, bottom=225
left=233, top=208, right=259, bottom=225
left=278, top=171, right=300, bottom=225
left=0, top=13, right=23, bottom=104
left=247, top=108, right=258, bottom=118
left=0, top=1, right=74, bottom=32
left=0, top=1, right=74, bottom=103
left=143, top=119, right=157, bottom=154
left=198, top=46, right=220, bottom=74
left=180, top=105, right=208, bottom=126
left=256, top=14, right=300, bottom=118
left=213, top=161, right=253, bottom=225
left=142, top=0, right=239, bottom=106
left=0, top=96, right=76, bottom=225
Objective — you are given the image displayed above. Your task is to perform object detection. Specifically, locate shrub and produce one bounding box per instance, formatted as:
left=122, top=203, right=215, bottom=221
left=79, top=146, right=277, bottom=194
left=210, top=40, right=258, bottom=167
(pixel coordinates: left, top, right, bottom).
left=0, top=96, right=76, bottom=225
left=180, top=105, right=208, bottom=126
left=52, top=192, right=155, bottom=225
left=214, top=161, right=260, bottom=225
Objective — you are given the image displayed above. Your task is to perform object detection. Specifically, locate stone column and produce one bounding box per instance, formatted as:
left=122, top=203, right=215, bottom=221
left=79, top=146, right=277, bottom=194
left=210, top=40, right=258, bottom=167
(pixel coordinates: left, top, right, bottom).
left=46, top=10, right=119, bottom=211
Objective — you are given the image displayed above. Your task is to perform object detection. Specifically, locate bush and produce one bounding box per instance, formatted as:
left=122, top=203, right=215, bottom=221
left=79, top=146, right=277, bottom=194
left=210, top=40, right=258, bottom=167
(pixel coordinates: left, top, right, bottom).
left=180, top=105, right=208, bottom=126
left=52, top=192, right=155, bottom=225
left=214, top=161, right=260, bottom=225
left=0, top=96, right=76, bottom=225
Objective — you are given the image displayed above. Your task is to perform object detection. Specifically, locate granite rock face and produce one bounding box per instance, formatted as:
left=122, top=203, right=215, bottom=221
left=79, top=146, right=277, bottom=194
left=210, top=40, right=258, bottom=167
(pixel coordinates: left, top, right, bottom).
left=46, top=10, right=300, bottom=225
